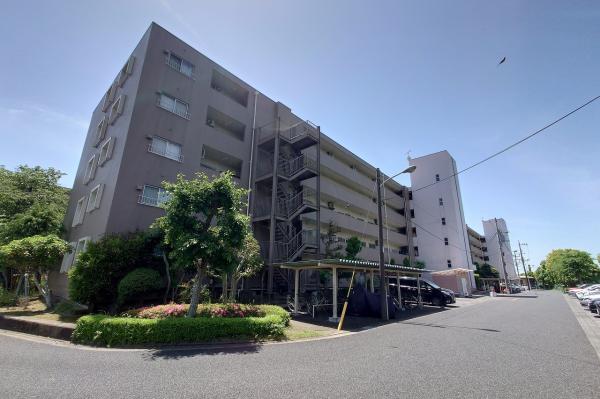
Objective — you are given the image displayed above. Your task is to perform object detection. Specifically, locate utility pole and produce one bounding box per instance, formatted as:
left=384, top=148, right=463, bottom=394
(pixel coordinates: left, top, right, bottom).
left=495, top=218, right=510, bottom=293
left=519, top=241, right=531, bottom=290
left=376, top=168, right=388, bottom=320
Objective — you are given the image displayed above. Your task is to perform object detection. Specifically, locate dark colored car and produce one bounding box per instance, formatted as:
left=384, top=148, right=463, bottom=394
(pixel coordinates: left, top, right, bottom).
left=588, top=298, right=600, bottom=314
left=393, top=277, right=448, bottom=307
left=441, top=288, right=456, bottom=304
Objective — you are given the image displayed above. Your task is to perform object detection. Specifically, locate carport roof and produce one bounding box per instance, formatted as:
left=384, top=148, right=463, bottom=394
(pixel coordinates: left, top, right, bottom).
left=279, top=258, right=431, bottom=274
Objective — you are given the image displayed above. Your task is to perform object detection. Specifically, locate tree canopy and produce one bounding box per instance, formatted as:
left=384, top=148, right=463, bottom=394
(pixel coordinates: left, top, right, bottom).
left=154, top=172, right=250, bottom=317
left=345, top=237, right=362, bottom=260
left=542, top=249, right=599, bottom=287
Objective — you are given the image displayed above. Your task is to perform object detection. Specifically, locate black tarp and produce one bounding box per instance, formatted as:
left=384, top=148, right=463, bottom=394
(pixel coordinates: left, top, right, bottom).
left=348, top=284, right=397, bottom=319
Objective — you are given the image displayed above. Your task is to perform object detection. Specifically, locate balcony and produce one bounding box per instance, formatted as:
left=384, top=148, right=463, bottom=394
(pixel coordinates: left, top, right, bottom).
left=147, top=143, right=184, bottom=163
left=258, top=120, right=318, bottom=150
left=255, top=151, right=317, bottom=182
left=253, top=187, right=317, bottom=221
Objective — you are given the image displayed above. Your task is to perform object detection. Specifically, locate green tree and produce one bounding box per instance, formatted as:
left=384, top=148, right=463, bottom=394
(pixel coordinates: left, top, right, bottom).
left=544, top=249, right=599, bottom=287
left=226, top=234, right=263, bottom=301
left=68, top=232, right=162, bottom=312
left=345, top=237, right=362, bottom=260
left=321, top=221, right=343, bottom=258
left=0, top=166, right=69, bottom=290
left=534, top=260, right=555, bottom=289
left=475, top=263, right=499, bottom=279
left=155, top=172, right=248, bottom=317
left=0, top=235, right=70, bottom=308
left=402, top=258, right=425, bottom=269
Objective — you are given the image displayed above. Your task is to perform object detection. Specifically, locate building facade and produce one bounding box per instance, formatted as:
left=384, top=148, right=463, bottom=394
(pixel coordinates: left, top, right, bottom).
left=482, top=218, right=518, bottom=282
left=50, top=23, right=413, bottom=298
left=407, top=151, right=474, bottom=284
left=466, top=224, right=488, bottom=266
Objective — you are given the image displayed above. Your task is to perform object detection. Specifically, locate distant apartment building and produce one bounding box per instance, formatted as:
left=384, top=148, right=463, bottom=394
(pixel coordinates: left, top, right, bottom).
left=466, top=224, right=488, bottom=266
left=482, top=218, right=518, bottom=281
left=408, top=151, right=474, bottom=287
left=50, top=23, right=414, bottom=298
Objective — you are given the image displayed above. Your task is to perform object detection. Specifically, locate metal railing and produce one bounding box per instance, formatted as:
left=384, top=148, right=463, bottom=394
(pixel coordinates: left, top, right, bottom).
left=156, top=98, right=190, bottom=120
left=137, top=195, right=164, bottom=207
left=285, top=187, right=317, bottom=217
left=147, top=143, right=184, bottom=162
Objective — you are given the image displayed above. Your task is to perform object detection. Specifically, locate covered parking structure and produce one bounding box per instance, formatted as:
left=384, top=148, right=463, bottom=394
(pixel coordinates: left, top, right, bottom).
left=279, top=258, right=431, bottom=321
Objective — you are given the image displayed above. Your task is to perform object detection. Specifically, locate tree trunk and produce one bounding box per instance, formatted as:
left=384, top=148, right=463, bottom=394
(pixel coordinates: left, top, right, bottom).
left=230, top=277, right=239, bottom=302
left=161, top=252, right=171, bottom=304
left=14, top=275, right=24, bottom=296
left=32, top=270, right=52, bottom=309
left=186, top=265, right=203, bottom=318
left=221, top=273, right=228, bottom=302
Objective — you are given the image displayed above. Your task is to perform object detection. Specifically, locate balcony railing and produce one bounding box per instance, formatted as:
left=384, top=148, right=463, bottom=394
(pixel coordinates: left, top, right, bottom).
left=137, top=195, right=164, bottom=207
left=147, top=143, right=184, bottom=162
left=156, top=98, right=191, bottom=120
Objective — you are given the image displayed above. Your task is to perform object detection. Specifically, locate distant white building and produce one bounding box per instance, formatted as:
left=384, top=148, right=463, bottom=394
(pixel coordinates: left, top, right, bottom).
left=408, top=151, right=474, bottom=287
left=482, top=218, right=519, bottom=281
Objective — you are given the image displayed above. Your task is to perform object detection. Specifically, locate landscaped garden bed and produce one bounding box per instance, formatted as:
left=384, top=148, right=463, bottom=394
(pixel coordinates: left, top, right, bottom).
left=72, top=303, right=290, bottom=347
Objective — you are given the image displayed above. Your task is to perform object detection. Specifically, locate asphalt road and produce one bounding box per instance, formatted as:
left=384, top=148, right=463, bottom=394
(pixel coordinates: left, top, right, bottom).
left=1, top=290, right=599, bottom=399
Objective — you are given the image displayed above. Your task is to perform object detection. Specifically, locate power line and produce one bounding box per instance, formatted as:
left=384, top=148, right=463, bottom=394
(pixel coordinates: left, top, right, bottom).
left=411, top=94, right=600, bottom=193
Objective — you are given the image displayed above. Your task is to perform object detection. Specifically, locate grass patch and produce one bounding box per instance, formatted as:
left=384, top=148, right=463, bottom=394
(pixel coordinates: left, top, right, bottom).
left=0, top=299, right=83, bottom=323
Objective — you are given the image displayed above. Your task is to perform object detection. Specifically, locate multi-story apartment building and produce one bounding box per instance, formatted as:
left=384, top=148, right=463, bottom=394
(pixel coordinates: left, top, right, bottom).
left=50, top=23, right=413, bottom=298
left=482, top=218, right=518, bottom=281
left=407, top=151, right=474, bottom=287
left=466, top=224, right=488, bottom=266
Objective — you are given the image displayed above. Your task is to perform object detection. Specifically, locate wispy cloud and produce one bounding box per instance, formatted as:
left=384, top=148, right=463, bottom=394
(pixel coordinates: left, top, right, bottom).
left=158, top=0, right=204, bottom=44
left=0, top=102, right=88, bottom=130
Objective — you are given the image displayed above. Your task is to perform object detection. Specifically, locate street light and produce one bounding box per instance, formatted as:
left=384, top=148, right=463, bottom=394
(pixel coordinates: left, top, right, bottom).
left=377, top=165, right=416, bottom=320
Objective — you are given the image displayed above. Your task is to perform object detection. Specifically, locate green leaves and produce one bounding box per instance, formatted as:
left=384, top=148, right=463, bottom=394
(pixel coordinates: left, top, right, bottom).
left=155, top=171, right=251, bottom=276
left=345, top=236, right=363, bottom=260
left=0, top=234, right=70, bottom=273
left=543, top=249, right=599, bottom=287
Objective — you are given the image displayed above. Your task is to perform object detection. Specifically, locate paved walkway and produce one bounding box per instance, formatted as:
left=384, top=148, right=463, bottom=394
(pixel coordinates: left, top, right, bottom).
left=1, top=290, right=599, bottom=398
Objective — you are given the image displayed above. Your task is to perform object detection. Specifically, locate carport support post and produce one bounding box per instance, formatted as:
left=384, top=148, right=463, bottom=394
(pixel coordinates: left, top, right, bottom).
left=417, top=274, right=423, bottom=309
left=370, top=270, right=375, bottom=293
left=396, top=271, right=403, bottom=311
left=329, top=266, right=338, bottom=322
left=294, top=269, right=299, bottom=315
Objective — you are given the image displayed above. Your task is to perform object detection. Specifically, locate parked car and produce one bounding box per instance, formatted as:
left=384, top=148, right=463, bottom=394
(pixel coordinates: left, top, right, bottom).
left=440, top=288, right=456, bottom=304
left=587, top=298, right=600, bottom=313
left=575, top=285, right=600, bottom=300
left=567, top=283, right=592, bottom=296
left=509, top=284, right=521, bottom=294
left=393, top=277, right=448, bottom=307
left=581, top=293, right=600, bottom=308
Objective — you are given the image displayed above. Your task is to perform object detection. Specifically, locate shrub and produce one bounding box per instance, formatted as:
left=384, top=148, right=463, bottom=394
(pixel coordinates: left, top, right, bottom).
left=68, top=232, right=163, bottom=312
left=117, top=268, right=164, bottom=305
left=124, top=303, right=265, bottom=319
left=0, top=287, right=16, bottom=307
left=72, top=305, right=290, bottom=346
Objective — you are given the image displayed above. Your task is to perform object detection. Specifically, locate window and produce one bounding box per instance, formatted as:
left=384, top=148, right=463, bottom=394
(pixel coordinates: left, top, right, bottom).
left=165, top=52, right=194, bottom=77
left=84, top=154, right=97, bottom=184
left=118, top=56, right=135, bottom=86
left=101, top=83, right=117, bottom=112
left=439, top=197, right=444, bottom=206
left=148, top=136, right=183, bottom=162
left=444, top=237, right=449, bottom=246
left=109, top=95, right=126, bottom=125
left=72, top=196, right=86, bottom=226
left=138, top=185, right=169, bottom=207
left=95, top=116, right=108, bottom=146
left=435, top=174, right=440, bottom=182
left=157, top=93, right=190, bottom=119
left=99, top=137, right=115, bottom=165
left=410, top=209, right=415, bottom=218
left=447, top=259, right=452, bottom=268
left=86, top=184, right=104, bottom=212
left=414, top=246, right=419, bottom=257
left=59, top=241, right=76, bottom=273
left=441, top=217, right=446, bottom=225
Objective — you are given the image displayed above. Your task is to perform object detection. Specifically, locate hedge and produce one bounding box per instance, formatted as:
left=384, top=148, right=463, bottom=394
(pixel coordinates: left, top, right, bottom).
left=72, top=305, right=290, bottom=347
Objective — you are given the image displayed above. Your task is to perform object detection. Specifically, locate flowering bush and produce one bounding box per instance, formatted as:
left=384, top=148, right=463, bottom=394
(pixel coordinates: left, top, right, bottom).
left=124, top=303, right=265, bottom=319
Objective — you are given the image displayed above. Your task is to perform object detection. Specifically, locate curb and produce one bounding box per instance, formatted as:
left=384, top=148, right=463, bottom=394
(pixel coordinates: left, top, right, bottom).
left=0, top=315, right=74, bottom=341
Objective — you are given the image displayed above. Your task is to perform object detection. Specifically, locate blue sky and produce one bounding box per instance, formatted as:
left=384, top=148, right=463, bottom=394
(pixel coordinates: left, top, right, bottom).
left=1, top=1, right=598, bottom=267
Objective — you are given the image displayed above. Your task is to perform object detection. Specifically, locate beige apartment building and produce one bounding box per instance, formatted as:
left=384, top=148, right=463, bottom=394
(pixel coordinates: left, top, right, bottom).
left=466, top=225, right=488, bottom=266
left=50, top=23, right=414, bottom=298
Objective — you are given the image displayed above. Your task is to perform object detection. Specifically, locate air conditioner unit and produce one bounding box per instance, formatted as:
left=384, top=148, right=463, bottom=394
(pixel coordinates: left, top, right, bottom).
left=207, top=119, right=215, bottom=128
left=135, top=185, right=144, bottom=191
left=327, top=201, right=334, bottom=210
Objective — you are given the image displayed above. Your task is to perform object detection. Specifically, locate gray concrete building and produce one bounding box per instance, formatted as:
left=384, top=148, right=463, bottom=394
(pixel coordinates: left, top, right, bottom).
left=466, top=224, right=488, bottom=266
left=50, top=23, right=413, bottom=298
